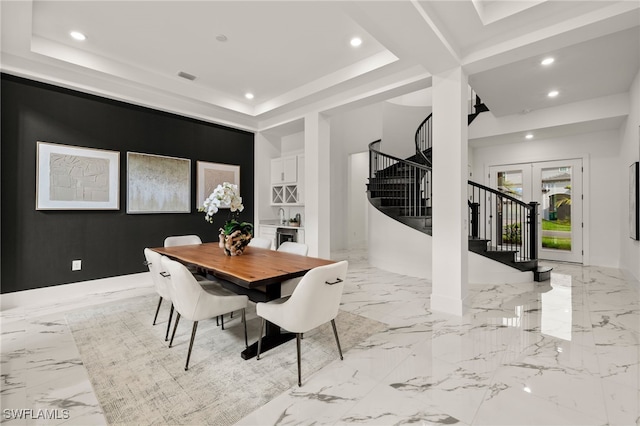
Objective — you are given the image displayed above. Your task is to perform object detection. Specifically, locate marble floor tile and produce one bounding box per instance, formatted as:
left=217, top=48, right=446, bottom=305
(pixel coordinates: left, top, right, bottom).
left=1, top=250, right=638, bottom=425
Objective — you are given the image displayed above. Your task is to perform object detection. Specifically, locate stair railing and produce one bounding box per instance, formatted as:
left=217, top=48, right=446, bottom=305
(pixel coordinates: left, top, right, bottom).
left=369, top=140, right=431, bottom=218
left=414, top=113, right=432, bottom=167
left=468, top=181, right=539, bottom=264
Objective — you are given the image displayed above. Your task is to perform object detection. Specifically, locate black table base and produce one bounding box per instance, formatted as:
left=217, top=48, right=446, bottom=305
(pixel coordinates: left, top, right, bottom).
left=241, top=332, right=296, bottom=360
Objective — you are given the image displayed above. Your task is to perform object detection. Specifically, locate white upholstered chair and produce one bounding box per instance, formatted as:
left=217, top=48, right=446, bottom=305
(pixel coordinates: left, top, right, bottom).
left=164, top=234, right=206, bottom=279
left=248, top=237, right=273, bottom=249
left=161, top=256, right=249, bottom=371
left=144, top=248, right=175, bottom=341
left=277, top=242, right=309, bottom=297
left=256, top=260, right=348, bottom=386
left=164, top=235, right=202, bottom=247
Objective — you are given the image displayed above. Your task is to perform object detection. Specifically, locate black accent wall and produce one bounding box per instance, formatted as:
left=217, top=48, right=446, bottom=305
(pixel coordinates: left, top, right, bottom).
left=1, top=74, right=255, bottom=293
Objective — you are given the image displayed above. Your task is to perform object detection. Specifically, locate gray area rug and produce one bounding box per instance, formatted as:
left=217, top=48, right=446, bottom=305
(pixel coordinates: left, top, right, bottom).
left=66, top=294, right=387, bottom=425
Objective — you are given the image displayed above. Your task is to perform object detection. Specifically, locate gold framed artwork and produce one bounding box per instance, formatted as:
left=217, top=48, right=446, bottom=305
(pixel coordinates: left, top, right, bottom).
left=36, top=141, right=120, bottom=210
left=127, top=152, right=191, bottom=214
left=196, top=161, right=240, bottom=209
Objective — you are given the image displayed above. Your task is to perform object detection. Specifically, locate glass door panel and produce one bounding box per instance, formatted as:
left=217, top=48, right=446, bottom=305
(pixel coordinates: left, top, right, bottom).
left=490, top=160, right=583, bottom=263
left=533, top=160, right=583, bottom=263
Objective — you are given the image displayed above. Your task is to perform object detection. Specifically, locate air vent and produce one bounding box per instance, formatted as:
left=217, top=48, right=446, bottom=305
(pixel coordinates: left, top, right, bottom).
left=177, top=71, right=196, bottom=81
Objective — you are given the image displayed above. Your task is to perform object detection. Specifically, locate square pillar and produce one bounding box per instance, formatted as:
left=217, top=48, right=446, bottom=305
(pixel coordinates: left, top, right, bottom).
left=431, top=67, right=469, bottom=316
left=304, top=112, right=331, bottom=258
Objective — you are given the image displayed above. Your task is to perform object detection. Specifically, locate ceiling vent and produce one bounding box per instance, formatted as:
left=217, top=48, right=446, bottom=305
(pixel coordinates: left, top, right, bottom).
left=177, top=71, right=196, bottom=81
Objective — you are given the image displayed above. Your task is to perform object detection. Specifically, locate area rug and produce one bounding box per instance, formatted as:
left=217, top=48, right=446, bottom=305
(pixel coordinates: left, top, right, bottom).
left=66, top=294, right=387, bottom=425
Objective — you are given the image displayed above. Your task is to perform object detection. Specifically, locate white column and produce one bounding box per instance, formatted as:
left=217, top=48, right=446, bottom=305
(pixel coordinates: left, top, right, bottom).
left=304, top=112, right=331, bottom=258
left=431, top=67, right=469, bottom=315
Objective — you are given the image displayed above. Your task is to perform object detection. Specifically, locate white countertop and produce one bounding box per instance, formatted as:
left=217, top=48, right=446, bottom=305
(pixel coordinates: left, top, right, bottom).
left=259, top=220, right=303, bottom=230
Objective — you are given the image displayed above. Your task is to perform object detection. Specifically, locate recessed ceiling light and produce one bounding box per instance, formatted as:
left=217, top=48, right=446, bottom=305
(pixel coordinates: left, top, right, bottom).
left=548, top=90, right=559, bottom=98
left=541, top=57, right=554, bottom=66
left=525, top=133, right=534, bottom=139
left=350, top=37, right=362, bottom=47
left=245, top=92, right=254, bottom=100
left=70, top=31, right=86, bottom=41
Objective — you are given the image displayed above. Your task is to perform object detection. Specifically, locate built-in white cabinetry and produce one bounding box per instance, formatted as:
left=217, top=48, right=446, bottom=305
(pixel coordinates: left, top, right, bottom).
left=271, top=156, right=298, bottom=184
left=258, top=226, right=276, bottom=249
left=271, top=155, right=304, bottom=205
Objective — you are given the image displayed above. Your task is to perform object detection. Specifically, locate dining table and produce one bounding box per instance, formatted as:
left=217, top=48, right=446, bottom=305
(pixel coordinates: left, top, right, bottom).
left=151, top=242, right=335, bottom=359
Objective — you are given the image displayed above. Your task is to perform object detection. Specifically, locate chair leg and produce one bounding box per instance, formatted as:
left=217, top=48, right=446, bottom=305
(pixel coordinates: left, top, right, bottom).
left=185, top=321, right=198, bottom=371
left=241, top=308, right=248, bottom=348
left=256, top=318, right=265, bottom=360
left=153, top=296, right=163, bottom=325
left=165, top=304, right=174, bottom=341
left=296, top=333, right=302, bottom=387
left=216, top=316, right=219, bottom=326
left=169, top=312, right=181, bottom=348
left=331, top=319, right=343, bottom=360
left=221, top=314, right=224, bottom=330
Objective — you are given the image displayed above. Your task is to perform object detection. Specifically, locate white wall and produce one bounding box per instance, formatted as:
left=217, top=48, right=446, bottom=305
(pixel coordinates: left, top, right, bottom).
left=348, top=152, right=369, bottom=248
left=471, top=129, right=622, bottom=268
left=282, top=131, right=304, bottom=154
left=619, top=70, right=640, bottom=281
left=382, top=102, right=431, bottom=159
left=329, top=103, right=383, bottom=251
left=368, top=204, right=532, bottom=284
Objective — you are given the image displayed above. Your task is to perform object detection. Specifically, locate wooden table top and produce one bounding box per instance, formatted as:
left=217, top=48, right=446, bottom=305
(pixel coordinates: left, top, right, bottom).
left=151, top=243, right=334, bottom=288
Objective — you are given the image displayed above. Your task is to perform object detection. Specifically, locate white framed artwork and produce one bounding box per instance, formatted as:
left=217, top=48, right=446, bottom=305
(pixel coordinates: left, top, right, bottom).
left=36, top=141, right=120, bottom=210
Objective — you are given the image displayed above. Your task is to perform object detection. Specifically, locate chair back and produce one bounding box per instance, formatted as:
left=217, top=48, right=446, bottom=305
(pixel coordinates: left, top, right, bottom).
left=144, top=248, right=172, bottom=300
left=248, top=237, right=272, bottom=249
left=277, top=241, right=308, bottom=256
left=164, top=235, right=202, bottom=247
left=160, top=256, right=206, bottom=321
left=285, top=260, right=348, bottom=332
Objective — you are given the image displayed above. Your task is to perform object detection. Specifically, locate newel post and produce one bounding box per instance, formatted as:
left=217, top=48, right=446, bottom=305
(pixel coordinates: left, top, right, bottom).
left=528, top=201, right=539, bottom=261
left=470, top=202, right=480, bottom=238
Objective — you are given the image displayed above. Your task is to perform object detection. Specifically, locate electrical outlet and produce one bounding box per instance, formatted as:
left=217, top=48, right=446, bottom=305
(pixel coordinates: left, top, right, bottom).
left=72, top=260, right=82, bottom=271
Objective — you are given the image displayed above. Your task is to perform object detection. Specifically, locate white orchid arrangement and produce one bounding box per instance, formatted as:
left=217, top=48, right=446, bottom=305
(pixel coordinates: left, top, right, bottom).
left=200, top=182, right=244, bottom=223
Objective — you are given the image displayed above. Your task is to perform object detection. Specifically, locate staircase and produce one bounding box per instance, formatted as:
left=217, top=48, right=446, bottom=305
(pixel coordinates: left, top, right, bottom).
left=367, top=97, right=552, bottom=282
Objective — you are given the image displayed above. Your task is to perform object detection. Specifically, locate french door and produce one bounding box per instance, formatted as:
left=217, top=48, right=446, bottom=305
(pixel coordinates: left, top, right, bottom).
left=489, top=159, right=583, bottom=263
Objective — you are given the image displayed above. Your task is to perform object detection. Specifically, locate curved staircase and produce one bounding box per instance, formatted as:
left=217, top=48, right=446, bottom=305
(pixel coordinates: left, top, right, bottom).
left=367, top=98, right=552, bottom=282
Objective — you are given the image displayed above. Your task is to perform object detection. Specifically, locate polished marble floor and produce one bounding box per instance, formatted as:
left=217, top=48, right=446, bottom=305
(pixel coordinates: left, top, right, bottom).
left=1, top=249, right=639, bottom=425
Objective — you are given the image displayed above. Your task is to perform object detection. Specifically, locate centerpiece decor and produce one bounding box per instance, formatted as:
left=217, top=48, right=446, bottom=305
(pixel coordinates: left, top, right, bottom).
left=199, top=182, right=253, bottom=255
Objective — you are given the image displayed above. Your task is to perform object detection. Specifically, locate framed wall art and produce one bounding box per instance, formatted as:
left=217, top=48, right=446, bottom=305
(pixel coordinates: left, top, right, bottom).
left=196, top=161, right=240, bottom=208
left=631, top=161, right=639, bottom=241
left=127, top=152, right=191, bottom=214
left=36, top=141, right=120, bottom=210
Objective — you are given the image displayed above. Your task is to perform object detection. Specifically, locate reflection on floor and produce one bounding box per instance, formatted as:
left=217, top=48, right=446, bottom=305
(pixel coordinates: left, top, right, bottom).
left=2, top=249, right=639, bottom=425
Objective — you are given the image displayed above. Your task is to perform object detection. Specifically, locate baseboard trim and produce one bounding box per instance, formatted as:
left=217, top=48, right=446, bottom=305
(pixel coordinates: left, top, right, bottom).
left=0, top=272, right=152, bottom=311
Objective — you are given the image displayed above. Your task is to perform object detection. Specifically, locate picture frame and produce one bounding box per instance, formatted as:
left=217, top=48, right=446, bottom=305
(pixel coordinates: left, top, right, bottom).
left=36, top=141, right=120, bottom=210
left=196, top=161, right=240, bottom=208
left=127, top=152, right=191, bottom=214
left=631, top=161, right=639, bottom=241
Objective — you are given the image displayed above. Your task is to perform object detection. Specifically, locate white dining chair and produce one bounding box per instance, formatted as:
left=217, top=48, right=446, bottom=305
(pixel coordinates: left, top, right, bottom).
left=248, top=237, right=272, bottom=249
left=161, top=256, right=249, bottom=371
left=164, top=234, right=207, bottom=279
left=164, top=235, right=202, bottom=247
left=144, top=248, right=175, bottom=341
left=256, top=260, right=348, bottom=386
left=277, top=242, right=309, bottom=297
